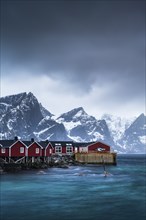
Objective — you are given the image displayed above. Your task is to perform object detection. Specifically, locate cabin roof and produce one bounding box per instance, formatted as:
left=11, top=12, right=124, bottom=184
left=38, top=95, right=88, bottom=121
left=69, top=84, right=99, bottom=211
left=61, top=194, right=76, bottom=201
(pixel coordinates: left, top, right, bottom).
left=87, top=141, right=111, bottom=148
left=50, top=141, right=74, bottom=147
left=23, top=141, right=34, bottom=147
left=0, top=140, right=111, bottom=149
left=38, top=141, right=50, bottom=148
left=0, top=140, right=16, bottom=148
left=73, top=142, right=94, bottom=148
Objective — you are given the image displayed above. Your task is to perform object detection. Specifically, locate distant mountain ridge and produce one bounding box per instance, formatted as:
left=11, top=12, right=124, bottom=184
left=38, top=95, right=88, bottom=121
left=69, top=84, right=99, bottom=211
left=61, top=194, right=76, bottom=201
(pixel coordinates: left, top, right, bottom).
left=56, top=107, right=113, bottom=145
left=0, top=92, right=145, bottom=153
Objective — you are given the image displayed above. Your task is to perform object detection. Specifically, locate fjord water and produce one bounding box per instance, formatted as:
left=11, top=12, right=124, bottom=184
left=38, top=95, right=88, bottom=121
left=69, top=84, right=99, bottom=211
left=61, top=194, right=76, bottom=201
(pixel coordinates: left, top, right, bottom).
left=1, top=155, right=146, bottom=220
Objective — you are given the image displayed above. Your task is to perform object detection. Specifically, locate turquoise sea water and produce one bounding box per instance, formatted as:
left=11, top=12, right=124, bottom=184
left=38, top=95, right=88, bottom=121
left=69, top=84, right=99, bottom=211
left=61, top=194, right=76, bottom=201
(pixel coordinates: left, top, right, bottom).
left=1, top=154, right=146, bottom=220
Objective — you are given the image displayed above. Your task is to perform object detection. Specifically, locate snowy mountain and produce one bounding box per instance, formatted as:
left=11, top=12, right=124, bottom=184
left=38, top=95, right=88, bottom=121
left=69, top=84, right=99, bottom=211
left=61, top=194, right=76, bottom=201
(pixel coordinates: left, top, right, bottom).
left=56, top=107, right=113, bottom=146
left=101, top=114, right=135, bottom=143
left=0, top=92, right=145, bottom=153
left=118, top=113, right=146, bottom=153
left=0, top=92, right=43, bottom=140
left=34, top=117, right=71, bottom=141
left=0, top=92, right=69, bottom=141
left=39, top=103, right=53, bottom=118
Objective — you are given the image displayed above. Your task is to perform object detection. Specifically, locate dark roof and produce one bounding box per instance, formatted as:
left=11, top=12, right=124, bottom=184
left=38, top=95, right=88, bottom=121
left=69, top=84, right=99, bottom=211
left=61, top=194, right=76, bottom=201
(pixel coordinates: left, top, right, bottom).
left=23, top=141, right=44, bottom=148
left=0, top=139, right=96, bottom=148
left=0, top=140, right=17, bottom=148
left=38, top=141, right=49, bottom=148
left=23, top=141, right=34, bottom=147
left=73, top=142, right=94, bottom=148
left=87, top=141, right=111, bottom=147
left=50, top=141, right=74, bottom=147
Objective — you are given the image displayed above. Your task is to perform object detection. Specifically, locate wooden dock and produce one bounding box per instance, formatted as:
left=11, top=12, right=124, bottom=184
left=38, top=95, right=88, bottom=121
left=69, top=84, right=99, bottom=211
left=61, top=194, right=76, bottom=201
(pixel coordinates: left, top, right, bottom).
left=75, top=152, right=117, bottom=165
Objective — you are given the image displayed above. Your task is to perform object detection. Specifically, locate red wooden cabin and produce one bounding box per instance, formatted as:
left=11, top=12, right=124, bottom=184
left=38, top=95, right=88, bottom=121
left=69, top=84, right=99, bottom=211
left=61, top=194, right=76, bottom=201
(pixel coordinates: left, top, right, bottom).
left=51, top=141, right=74, bottom=155
left=45, top=142, right=53, bottom=156
left=27, top=141, right=43, bottom=157
left=0, top=145, right=9, bottom=157
left=10, top=140, right=27, bottom=157
left=88, top=141, right=110, bottom=152
left=39, top=141, right=53, bottom=157
left=0, top=140, right=18, bottom=158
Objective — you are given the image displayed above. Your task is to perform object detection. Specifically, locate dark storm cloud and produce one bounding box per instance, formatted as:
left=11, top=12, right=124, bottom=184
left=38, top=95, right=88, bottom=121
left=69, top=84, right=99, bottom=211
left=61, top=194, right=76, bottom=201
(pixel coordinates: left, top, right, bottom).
left=1, top=0, right=145, bottom=97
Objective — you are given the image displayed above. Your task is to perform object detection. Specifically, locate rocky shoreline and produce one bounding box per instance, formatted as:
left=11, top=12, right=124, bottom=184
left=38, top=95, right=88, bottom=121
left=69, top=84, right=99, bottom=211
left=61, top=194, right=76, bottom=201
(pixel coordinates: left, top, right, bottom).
left=0, top=155, right=82, bottom=173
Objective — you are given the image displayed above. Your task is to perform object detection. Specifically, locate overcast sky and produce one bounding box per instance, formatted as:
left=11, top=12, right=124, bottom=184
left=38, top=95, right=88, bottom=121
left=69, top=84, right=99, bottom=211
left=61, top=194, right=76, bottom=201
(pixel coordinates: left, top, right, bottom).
left=1, top=0, right=145, bottom=118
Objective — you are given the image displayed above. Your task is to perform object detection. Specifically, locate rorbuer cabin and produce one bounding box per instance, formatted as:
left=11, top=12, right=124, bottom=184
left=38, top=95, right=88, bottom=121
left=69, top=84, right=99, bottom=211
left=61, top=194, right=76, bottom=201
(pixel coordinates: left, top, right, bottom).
left=0, top=140, right=11, bottom=160
left=88, top=142, right=110, bottom=152
left=10, top=140, right=26, bottom=157
left=24, top=139, right=43, bottom=163
left=51, top=141, right=74, bottom=155
left=39, top=141, right=53, bottom=162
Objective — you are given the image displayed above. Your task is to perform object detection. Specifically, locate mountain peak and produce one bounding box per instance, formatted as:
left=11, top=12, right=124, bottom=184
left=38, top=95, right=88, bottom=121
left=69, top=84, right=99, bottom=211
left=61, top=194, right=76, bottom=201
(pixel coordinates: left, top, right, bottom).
left=130, top=113, right=146, bottom=128
left=137, top=113, right=145, bottom=119
left=57, top=107, right=87, bottom=122
left=0, top=92, right=38, bottom=106
left=70, top=107, right=86, bottom=115
left=27, top=92, right=37, bottom=99
left=74, top=107, right=84, bottom=111
left=0, top=92, right=27, bottom=106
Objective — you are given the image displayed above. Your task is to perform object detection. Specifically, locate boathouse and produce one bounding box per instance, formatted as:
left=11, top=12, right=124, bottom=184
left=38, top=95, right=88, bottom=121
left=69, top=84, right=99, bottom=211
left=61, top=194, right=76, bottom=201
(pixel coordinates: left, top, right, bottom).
left=74, top=141, right=116, bottom=165
left=88, top=141, right=110, bottom=152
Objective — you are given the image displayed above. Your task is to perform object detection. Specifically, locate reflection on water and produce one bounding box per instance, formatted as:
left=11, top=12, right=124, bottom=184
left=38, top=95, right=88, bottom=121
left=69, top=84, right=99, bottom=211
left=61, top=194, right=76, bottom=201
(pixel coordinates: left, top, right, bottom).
left=1, top=155, right=146, bottom=220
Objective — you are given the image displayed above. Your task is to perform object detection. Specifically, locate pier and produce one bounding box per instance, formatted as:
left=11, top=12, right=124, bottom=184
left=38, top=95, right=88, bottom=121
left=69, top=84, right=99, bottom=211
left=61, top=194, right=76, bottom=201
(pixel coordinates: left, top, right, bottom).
left=75, top=152, right=117, bottom=165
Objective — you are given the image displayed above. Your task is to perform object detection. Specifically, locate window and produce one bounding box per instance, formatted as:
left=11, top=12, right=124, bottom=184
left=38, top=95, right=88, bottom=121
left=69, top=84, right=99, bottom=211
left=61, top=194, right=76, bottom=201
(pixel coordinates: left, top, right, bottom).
left=55, top=146, right=62, bottom=154
left=36, top=148, right=39, bottom=154
left=1, top=148, right=5, bottom=154
left=20, top=147, right=24, bottom=153
left=66, top=146, right=73, bottom=154
left=49, top=149, right=52, bottom=154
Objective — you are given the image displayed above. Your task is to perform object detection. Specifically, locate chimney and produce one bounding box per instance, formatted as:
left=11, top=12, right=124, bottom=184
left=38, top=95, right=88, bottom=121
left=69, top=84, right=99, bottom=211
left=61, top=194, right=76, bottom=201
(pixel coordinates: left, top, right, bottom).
left=31, top=138, right=34, bottom=142
left=14, top=136, right=18, bottom=141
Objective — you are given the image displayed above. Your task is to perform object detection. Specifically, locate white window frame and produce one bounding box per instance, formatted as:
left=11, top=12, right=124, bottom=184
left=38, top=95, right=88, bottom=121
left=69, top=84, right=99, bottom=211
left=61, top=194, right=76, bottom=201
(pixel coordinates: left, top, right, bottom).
left=66, top=146, right=73, bottom=154
left=49, top=149, right=52, bottom=154
left=1, top=148, right=6, bottom=154
left=20, top=147, right=24, bottom=153
left=36, top=148, right=39, bottom=154
left=55, top=143, right=61, bottom=146
left=55, top=146, right=62, bottom=154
